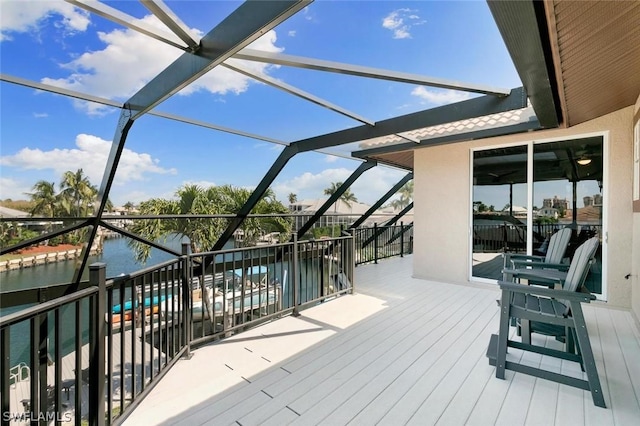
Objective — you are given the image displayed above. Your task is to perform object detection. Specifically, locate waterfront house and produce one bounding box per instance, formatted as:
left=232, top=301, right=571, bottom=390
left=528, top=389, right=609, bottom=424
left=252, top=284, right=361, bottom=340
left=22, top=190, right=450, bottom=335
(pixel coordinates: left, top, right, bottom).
left=1, top=1, right=639, bottom=424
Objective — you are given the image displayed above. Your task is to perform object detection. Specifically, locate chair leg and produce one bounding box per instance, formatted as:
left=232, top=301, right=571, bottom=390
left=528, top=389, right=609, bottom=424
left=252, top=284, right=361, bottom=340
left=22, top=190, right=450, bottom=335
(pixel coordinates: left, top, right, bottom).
left=566, top=326, right=575, bottom=354
left=496, top=289, right=512, bottom=380
left=521, top=319, right=531, bottom=345
left=570, top=302, right=605, bottom=408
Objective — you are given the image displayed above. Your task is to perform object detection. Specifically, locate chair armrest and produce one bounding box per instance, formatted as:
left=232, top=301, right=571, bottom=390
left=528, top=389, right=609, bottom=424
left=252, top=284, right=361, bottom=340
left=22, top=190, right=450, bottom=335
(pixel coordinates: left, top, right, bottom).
left=507, top=254, right=545, bottom=262
left=501, top=268, right=565, bottom=285
left=511, top=261, right=570, bottom=271
left=497, top=280, right=595, bottom=302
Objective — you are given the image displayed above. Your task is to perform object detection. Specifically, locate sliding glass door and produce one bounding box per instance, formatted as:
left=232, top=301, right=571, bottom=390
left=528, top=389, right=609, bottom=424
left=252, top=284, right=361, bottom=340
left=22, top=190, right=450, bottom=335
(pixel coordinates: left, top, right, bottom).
left=472, top=145, right=528, bottom=280
left=471, top=135, right=605, bottom=297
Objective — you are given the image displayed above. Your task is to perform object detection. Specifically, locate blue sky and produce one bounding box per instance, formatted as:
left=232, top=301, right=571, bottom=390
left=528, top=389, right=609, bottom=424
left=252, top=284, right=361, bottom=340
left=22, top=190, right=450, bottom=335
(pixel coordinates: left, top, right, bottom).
left=0, top=0, right=521, bottom=207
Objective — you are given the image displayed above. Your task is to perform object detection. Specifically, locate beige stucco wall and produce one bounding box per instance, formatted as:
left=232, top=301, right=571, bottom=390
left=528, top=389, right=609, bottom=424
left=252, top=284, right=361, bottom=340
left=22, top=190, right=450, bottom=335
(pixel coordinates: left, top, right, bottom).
left=413, top=105, right=636, bottom=308
left=633, top=95, right=640, bottom=322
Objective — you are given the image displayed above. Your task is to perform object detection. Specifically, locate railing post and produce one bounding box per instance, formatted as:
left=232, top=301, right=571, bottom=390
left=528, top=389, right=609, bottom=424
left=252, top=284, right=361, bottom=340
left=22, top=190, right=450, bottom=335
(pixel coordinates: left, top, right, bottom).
left=292, top=234, right=300, bottom=317
left=1, top=328, right=9, bottom=426
left=181, top=243, right=193, bottom=359
left=350, top=229, right=356, bottom=295
left=400, top=221, right=404, bottom=258
left=374, top=223, right=379, bottom=264
left=89, top=263, right=106, bottom=426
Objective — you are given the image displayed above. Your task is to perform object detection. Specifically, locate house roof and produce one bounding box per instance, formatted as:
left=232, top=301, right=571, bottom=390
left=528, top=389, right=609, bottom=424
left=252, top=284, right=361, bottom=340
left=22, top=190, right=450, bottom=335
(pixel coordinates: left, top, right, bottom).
left=0, top=206, right=29, bottom=218
left=293, top=198, right=389, bottom=216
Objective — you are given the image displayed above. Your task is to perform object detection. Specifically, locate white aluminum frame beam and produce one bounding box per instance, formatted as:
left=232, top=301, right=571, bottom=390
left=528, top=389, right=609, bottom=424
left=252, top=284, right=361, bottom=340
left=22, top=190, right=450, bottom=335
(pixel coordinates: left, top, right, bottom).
left=234, top=48, right=511, bottom=96
left=140, top=0, right=199, bottom=51
left=64, top=0, right=189, bottom=51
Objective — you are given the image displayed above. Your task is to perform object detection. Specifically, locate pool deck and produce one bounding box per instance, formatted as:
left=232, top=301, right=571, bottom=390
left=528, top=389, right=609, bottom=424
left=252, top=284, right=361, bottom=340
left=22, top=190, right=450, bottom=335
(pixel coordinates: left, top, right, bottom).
left=124, top=256, right=640, bottom=425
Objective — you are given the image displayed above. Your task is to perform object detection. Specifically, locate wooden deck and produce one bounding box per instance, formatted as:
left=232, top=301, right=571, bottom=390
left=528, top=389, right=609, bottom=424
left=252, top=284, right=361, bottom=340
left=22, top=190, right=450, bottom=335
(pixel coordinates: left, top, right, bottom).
left=124, top=256, right=640, bottom=425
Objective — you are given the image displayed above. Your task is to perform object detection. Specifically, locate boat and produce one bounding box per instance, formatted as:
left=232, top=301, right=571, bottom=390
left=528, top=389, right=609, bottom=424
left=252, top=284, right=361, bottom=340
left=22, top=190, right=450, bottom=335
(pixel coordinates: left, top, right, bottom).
left=160, top=266, right=283, bottom=323
left=112, top=295, right=167, bottom=314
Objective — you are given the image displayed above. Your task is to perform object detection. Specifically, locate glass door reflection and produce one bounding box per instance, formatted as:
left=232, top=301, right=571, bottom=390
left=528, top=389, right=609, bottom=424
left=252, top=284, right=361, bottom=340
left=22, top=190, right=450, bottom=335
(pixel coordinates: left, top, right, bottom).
left=472, top=145, right=528, bottom=280
left=533, top=137, right=603, bottom=294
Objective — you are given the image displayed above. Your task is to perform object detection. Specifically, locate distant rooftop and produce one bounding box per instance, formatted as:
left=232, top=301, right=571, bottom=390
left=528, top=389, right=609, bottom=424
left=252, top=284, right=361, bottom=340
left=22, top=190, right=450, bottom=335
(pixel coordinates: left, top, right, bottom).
left=0, top=206, right=29, bottom=218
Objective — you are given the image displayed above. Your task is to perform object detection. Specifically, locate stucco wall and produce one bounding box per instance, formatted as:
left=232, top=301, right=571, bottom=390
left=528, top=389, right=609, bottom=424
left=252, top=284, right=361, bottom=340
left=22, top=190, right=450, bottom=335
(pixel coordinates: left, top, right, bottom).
left=633, top=95, right=640, bottom=322
left=413, top=106, right=635, bottom=308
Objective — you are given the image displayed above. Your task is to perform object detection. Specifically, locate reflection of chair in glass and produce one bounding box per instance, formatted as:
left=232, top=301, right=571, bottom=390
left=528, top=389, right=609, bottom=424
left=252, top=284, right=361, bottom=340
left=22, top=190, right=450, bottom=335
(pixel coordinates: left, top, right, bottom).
left=488, top=237, right=605, bottom=407
left=502, top=227, right=572, bottom=284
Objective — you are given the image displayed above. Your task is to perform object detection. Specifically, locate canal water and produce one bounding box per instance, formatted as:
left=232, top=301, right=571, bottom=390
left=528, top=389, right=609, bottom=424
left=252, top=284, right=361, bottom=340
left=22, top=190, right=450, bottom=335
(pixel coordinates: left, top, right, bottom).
left=1, top=237, right=328, bottom=367
left=1, top=236, right=189, bottom=367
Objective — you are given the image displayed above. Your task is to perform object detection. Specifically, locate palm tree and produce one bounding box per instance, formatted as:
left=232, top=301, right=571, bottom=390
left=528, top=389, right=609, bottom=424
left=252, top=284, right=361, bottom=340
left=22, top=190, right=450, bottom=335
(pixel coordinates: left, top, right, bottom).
left=391, top=181, right=413, bottom=210
left=128, top=184, right=292, bottom=262
left=340, top=188, right=358, bottom=210
left=324, top=181, right=358, bottom=212
left=123, top=201, right=135, bottom=213
left=59, top=169, right=97, bottom=217
left=399, top=180, right=413, bottom=202
left=288, top=193, right=297, bottom=206
left=27, top=181, right=58, bottom=217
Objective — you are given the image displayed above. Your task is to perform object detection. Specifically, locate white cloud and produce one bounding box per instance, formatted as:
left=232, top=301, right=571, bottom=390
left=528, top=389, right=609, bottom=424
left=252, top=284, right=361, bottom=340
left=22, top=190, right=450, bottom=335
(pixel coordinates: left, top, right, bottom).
left=33, top=112, right=48, bottom=118
left=0, top=0, right=89, bottom=41
left=411, top=86, right=471, bottom=106
left=288, top=30, right=296, bottom=37
left=302, top=6, right=314, bottom=21
left=273, top=166, right=405, bottom=205
left=0, top=177, right=31, bottom=201
left=0, top=134, right=176, bottom=185
left=324, top=155, right=338, bottom=163
left=382, top=8, right=425, bottom=40
left=40, top=15, right=284, bottom=114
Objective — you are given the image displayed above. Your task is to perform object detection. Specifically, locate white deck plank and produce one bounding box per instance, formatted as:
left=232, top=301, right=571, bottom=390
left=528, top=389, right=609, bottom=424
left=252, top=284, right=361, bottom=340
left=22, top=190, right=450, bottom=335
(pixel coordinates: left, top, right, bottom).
left=236, top=289, right=463, bottom=425
left=292, top=284, right=482, bottom=424
left=582, top=306, right=615, bottom=426
left=493, top=335, right=542, bottom=426
left=289, top=289, right=497, bottom=425
left=311, top=290, right=493, bottom=425
left=403, top=310, right=501, bottom=426
left=373, top=292, right=499, bottom=425
left=524, top=337, right=562, bottom=426
left=593, top=307, right=640, bottom=424
left=609, top=308, right=640, bottom=408
left=122, top=256, right=640, bottom=426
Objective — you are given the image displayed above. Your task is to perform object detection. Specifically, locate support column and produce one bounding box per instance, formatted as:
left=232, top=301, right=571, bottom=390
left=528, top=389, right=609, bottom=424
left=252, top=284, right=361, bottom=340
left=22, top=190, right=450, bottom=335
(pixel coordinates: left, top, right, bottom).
left=350, top=173, right=412, bottom=229
left=297, top=161, right=376, bottom=239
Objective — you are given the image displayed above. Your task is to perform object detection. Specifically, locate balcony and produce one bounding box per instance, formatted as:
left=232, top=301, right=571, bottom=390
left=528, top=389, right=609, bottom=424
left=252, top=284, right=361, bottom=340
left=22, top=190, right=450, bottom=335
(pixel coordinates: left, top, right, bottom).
left=123, top=256, right=640, bottom=425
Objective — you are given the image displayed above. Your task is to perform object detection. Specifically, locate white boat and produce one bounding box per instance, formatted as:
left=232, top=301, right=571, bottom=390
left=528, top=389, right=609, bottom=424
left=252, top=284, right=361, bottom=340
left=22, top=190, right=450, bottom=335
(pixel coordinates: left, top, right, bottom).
left=160, top=266, right=283, bottom=323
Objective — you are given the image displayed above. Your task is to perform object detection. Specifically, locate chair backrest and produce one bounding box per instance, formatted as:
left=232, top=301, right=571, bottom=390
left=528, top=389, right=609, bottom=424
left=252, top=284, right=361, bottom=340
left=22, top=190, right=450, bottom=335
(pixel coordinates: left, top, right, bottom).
left=544, top=227, right=572, bottom=264
left=563, top=236, right=599, bottom=293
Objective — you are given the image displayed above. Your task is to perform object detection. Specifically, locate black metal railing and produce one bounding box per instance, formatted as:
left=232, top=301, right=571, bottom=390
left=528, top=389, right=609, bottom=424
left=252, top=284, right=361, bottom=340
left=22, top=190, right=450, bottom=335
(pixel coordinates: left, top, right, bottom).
left=1, top=234, right=355, bottom=425
left=352, top=223, right=413, bottom=265
left=104, top=257, right=190, bottom=425
left=1, top=274, right=102, bottom=425
left=472, top=222, right=603, bottom=255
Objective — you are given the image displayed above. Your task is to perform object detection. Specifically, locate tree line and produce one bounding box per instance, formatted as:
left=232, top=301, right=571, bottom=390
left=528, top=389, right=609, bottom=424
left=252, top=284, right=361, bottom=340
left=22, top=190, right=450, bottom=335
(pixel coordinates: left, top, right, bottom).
left=3, top=175, right=414, bottom=261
